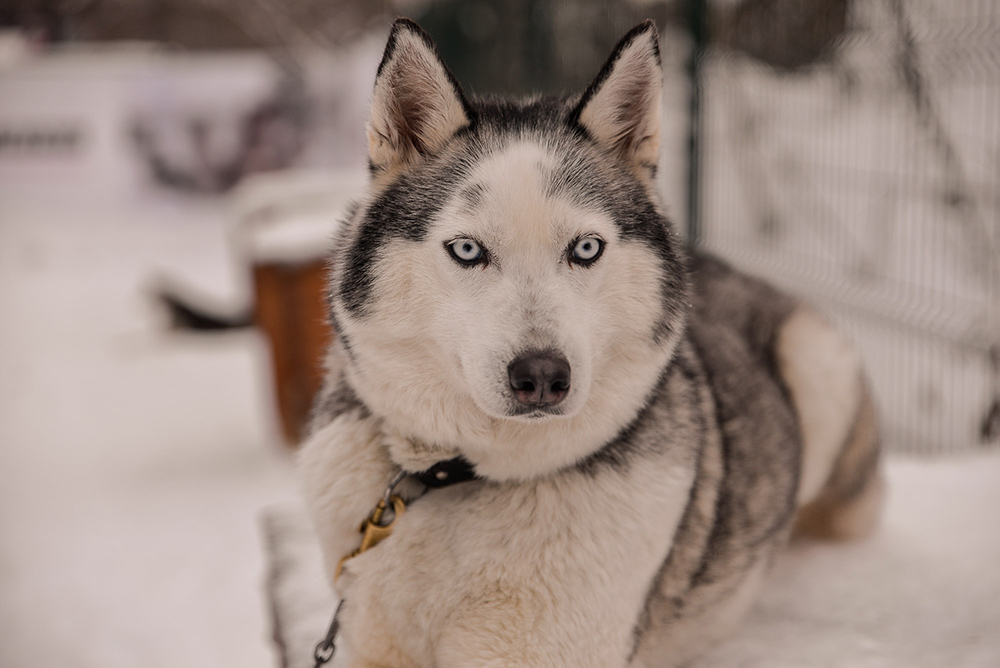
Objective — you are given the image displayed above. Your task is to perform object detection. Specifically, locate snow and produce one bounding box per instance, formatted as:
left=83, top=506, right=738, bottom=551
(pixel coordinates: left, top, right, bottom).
left=232, top=169, right=367, bottom=264
left=698, top=452, right=1000, bottom=668
left=0, top=188, right=298, bottom=668
left=0, top=44, right=364, bottom=668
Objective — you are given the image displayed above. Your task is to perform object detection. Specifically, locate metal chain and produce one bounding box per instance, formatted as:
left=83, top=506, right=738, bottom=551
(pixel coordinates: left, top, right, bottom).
left=313, top=599, right=344, bottom=667
left=313, top=471, right=407, bottom=666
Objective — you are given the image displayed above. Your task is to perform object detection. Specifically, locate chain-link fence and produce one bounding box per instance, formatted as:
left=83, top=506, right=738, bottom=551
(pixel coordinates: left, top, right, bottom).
left=688, top=0, right=1000, bottom=453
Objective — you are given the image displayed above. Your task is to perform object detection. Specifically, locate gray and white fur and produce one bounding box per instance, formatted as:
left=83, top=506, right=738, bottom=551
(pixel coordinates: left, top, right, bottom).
left=299, top=18, right=882, bottom=668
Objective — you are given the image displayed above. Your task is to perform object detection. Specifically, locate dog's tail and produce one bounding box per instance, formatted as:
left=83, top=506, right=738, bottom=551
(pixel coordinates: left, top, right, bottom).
left=793, top=379, right=883, bottom=540
left=774, top=305, right=884, bottom=541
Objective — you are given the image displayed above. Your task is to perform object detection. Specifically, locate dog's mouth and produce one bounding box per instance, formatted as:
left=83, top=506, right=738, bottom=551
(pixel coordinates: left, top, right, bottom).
left=508, top=404, right=566, bottom=419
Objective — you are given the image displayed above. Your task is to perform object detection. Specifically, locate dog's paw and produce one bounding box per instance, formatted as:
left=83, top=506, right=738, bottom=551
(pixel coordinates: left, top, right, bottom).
left=383, top=429, right=462, bottom=472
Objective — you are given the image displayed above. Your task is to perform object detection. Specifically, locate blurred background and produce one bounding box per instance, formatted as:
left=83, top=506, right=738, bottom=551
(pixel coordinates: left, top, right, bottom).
left=0, top=0, right=997, bottom=666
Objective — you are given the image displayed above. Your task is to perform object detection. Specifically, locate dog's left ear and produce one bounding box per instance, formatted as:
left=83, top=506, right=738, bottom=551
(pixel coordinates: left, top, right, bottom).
left=570, top=20, right=662, bottom=182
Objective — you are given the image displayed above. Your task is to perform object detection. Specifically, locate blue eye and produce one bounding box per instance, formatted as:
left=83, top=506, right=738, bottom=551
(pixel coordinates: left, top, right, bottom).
left=570, top=236, right=604, bottom=264
left=447, top=238, right=485, bottom=266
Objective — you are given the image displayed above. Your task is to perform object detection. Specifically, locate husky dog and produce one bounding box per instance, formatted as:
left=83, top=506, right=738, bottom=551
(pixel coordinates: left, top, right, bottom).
left=299, top=18, right=882, bottom=668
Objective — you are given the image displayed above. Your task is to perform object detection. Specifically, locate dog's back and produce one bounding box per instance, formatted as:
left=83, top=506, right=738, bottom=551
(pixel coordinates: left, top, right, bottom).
left=690, top=253, right=881, bottom=538
left=626, top=254, right=882, bottom=666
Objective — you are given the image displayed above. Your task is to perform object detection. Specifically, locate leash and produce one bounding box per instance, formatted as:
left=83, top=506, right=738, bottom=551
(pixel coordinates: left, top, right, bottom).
left=312, top=456, right=477, bottom=667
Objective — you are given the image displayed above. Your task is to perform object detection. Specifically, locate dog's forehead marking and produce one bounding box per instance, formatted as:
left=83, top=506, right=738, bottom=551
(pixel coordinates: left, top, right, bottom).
left=468, top=141, right=554, bottom=197
left=458, top=141, right=600, bottom=248
left=459, top=182, right=486, bottom=210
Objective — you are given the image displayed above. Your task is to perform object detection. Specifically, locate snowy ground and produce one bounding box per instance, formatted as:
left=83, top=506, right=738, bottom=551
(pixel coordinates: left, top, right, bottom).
left=0, top=187, right=298, bottom=668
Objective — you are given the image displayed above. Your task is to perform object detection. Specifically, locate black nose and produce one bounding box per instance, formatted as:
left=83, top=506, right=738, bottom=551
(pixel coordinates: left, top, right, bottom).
left=507, top=351, right=571, bottom=408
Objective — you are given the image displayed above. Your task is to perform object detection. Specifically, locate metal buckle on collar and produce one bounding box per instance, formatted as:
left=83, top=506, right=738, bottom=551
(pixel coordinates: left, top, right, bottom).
left=334, top=470, right=408, bottom=583
left=313, top=458, right=478, bottom=666
left=315, top=472, right=407, bottom=667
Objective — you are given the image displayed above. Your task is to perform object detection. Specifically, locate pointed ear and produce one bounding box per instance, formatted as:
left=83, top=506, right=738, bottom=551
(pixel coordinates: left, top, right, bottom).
left=569, top=20, right=662, bottom=181
left=367, top=19, right=473, bottom=175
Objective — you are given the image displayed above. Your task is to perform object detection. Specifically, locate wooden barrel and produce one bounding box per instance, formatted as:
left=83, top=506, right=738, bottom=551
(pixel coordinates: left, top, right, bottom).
left=234, top=169, right=365, bottom=444
left=253, top=259, right=331, bottom=444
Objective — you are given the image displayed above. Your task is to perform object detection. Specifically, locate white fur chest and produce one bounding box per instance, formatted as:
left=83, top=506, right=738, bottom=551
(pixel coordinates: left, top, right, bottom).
left=330, top=459, right=695, bottom=668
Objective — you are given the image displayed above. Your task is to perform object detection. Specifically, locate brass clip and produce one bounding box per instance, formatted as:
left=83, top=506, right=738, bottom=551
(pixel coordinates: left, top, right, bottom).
left=334, top=494, right=406, bottom=582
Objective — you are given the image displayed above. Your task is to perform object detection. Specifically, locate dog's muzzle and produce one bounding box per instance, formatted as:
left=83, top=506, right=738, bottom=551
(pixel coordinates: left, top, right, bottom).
left=507, top=350, right=571, bottom=409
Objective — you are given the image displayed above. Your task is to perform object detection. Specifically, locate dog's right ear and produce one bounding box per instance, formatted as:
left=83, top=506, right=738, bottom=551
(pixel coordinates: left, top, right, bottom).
left=367, top=19, right=473, bottom=175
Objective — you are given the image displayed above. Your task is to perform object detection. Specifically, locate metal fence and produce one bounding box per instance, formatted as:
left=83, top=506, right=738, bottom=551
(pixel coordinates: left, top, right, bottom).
left=687, top=0, right=1000, bottom=453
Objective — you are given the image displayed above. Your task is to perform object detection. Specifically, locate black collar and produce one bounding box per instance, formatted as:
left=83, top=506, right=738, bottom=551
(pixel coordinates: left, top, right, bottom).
left=411, top=456, right=478, bottom=489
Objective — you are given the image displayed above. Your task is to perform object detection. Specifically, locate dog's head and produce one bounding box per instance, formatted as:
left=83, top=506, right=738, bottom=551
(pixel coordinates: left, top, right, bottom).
left=328, top=19, right=690, bottom=479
